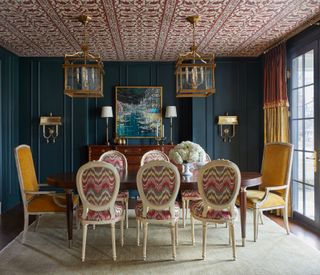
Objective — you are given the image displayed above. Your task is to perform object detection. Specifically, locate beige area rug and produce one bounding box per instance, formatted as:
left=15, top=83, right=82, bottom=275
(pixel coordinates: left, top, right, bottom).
left=0, top=210, right=320, bottom=275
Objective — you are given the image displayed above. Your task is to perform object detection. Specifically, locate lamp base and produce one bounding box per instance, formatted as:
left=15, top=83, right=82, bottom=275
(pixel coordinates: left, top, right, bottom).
left=105, top=140, right=110, bottom=146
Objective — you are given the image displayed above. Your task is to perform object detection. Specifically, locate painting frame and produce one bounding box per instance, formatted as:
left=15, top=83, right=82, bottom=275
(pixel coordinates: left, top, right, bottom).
left=115, top=86, right=163, bottom=138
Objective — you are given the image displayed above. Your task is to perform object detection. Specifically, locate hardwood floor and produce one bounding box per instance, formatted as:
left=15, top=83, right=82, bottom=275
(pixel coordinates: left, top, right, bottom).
left=1, top=205, right=320, bottom=252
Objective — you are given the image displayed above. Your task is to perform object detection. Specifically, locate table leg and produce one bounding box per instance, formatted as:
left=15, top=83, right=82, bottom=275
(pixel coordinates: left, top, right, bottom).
left=240, top=187, right=247, bottom=247
left=66, top=189, right=73, bottom=248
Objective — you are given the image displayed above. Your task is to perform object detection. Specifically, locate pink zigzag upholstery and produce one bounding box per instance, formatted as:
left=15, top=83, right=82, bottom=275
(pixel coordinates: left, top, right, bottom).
left=78, top=203, right=124, bottom=221
left=181, top=190, right=201, bottom=198
left=141, top=165, right=177, bottom=206
left=202, top=166, right=237, bottom=205
left=81, top=166, right=116, bottom=206
left=135, top=201, right=180, bottom=220
left=190, top=200, right=233, bottom=220
left=141, top=150, right=169, bottom=166
left=99, top=151, right=127, bottom=174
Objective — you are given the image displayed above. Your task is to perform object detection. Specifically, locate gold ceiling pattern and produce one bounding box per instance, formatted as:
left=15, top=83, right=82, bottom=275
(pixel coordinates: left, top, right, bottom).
left=0, top=0, right=319, bottom=60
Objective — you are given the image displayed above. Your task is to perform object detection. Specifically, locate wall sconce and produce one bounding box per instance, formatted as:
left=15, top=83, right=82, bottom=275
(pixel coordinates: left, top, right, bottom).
left=217, top=113, right=238, bottom=143
left=39, top=113, right=62, bottom=143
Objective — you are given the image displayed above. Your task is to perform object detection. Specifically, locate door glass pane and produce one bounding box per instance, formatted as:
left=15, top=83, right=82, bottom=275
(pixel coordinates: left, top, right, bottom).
left=297, top=182, right=304, bottom=214
left=292, top=151, right=303, bottom=182
left=305, top=85, right=314, bottom=118
left=305, top=50, right=314, bottom=86
left=292, top=55, right=303, bottom=88
left=292, top=120, right=303, bottom=150
left=305, top=185, right=315, bottom=220
left=292, top=88, right=303, bottom=119
left=305, top=119, right=314, bottom=151
left=305, top=152, right=315, bottom=186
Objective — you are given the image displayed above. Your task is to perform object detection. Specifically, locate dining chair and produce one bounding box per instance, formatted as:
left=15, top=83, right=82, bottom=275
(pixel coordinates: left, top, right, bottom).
left=99, top=150, right=129, bottom=229
left=135, top=160, right=180, bottom=260
left=181, top=153, right=211, bottom=227
left=76, top=161, right=125, bottom=262
left=190, top=160, right=241, bottom=260
left=14, top=144, right=79, bottom=243
left=245, top=142, right=293, bottom=241
left=140, top=150, right=170, bottom=166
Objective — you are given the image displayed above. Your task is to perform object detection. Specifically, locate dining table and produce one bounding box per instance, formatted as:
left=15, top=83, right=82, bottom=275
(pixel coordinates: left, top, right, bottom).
left=47, top=170, right=261, bottom=248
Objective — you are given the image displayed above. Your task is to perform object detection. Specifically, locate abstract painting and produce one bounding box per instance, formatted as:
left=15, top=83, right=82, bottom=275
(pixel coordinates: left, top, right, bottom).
left=115, top=86, right=162, bottom=138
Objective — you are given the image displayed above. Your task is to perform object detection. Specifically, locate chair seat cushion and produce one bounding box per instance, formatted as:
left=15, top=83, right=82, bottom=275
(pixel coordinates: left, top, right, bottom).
left=244, top=190, right=285, bottom=209
left=181, top=190, right=201, bottom=199
left=28, top=194, right=79, bottom=213
left=117, top=190, right=129, bottom=200
left=135, top=201, right=180, bottom=220
left=78, top=203, right=124, bottom=222
left=190, top=200, right=236, bottom=220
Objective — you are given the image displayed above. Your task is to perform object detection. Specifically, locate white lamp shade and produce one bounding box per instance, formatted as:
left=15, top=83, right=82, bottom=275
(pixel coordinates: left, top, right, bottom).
left=101, top=106, right=113, bottom=118
left=165, top=106, right=177, bottom=118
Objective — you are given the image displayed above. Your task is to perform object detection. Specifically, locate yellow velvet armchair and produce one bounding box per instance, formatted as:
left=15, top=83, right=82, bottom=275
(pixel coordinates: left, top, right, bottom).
left=14, top=144, right=78, bottom=243
left=246, top=142, right=293, bottom=242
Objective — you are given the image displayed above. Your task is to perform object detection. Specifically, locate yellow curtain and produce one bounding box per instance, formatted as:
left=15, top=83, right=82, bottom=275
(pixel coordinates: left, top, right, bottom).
left=263, top=44, right=292, bottom=217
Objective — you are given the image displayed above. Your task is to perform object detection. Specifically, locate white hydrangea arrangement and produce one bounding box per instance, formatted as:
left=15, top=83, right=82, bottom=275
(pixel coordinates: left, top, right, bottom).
left=169, top=141, right=206, bottom=164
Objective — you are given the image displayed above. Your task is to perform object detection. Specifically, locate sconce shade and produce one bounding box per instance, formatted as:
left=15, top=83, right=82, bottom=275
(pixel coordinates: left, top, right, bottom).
left=165, top=106, right=177, bottom=118
left=40, top=115, right=62, bottom=125
left=217, top=115, right=238, bottom=125
left=101, top=106, right=113, bottom=118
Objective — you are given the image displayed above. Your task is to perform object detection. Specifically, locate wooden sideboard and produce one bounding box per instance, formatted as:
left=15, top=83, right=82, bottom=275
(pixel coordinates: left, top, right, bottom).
left=88, top=145, right=175, bottom=171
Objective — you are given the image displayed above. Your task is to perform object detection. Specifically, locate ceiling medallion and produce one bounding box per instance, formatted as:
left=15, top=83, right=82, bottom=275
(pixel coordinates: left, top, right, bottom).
left=176, top=15, right=216, bottom=98
left=63, top=14, right=104, bottom=98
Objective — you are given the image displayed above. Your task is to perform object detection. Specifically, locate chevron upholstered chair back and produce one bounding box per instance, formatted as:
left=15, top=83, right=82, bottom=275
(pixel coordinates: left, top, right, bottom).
left=76, top=161, right=120, bottom=217
left=198, top=160, right=241, bottom=212
left=99, top=150, right=128, bottom=174
left=140, top=150, right=170, bottom=166
left=137, top=160, right=180, bottom=215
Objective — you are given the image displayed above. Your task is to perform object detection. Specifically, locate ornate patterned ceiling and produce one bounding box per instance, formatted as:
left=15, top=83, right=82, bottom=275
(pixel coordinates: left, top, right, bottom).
left=0, top=0, right=319, bottom=61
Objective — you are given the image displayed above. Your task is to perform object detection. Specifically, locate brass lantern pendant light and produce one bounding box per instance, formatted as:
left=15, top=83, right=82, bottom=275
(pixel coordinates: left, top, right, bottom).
left=176, top=16, right=216, bottom=97
left=63, top=14, right=104, bottom=98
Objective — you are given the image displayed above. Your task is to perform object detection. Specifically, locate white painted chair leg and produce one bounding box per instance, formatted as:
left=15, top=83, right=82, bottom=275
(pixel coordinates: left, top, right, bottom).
left=93, top=225, right=96, bottom=230
left=35, top=215, right=41, bottom=232
left=228, top=223, right=232, bottom=246
left=121, top=219, right=124, bottom=247
left=202, top=222, right=207, bottom=260
left=111, top=223, right=116, bottom=261
left=283, top=207, right=290, bottom=235
left=22, top=213, right=29, bottom=243
left=171, top=223, right=176, bottom=260
left=191, top=215, right=195, bottom=246
left=137, top=220, right=140, bottom=246
left=125, top=199, right=129, bottom=229
left=143, top=222, right=148, bottom=261
left=230, top=223, right=236, bottom=260
left=81, top=224, right=88, bottom=262
left=253, top=208, right=258, bottom=242
left=259, top=210, right=264, bottom=225
left=175, top=222, right=178, bottom=246
left=186, top=200, right=189, bottom=220
left=182, top=199, right=186, bottom=228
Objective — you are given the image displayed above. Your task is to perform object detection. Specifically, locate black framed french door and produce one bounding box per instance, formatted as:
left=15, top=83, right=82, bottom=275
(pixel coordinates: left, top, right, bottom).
left=289, top=40, right=320, bottom=228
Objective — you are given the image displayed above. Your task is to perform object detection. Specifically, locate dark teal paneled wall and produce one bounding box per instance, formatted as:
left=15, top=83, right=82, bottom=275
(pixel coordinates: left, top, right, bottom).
left=193, top=58, right=263, bottom=171
left=0, top=48, right=20, bottom=211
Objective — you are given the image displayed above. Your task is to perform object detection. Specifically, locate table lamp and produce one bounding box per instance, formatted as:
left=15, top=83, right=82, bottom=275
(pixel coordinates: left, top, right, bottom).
left=165, top=106, right=177, bottom=145
left=101, top=106, right=113, bottom=145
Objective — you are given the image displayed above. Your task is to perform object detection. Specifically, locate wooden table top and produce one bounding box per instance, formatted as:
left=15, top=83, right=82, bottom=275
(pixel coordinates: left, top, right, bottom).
left=47, top=170, right=262, bottom=190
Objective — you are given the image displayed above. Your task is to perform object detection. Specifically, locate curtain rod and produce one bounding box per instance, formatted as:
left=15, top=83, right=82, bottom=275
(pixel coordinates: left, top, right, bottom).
left=263, top=14, right=320, bottom=55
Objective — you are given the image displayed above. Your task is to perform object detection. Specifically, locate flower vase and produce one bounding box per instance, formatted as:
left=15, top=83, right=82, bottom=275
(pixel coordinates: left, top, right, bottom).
left=182, top=162, right=193, bottom=177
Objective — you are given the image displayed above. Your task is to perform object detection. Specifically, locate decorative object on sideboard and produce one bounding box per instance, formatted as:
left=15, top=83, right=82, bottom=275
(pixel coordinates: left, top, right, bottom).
left=101, top=106, right=113, bottom=145
left=165, top=106, right=177, bottom=145
left=63, top=14, right=104, bottom=98
left=115, top=86, right=162, bottom=138
left=169, top=141, right=206, bottom=176
left=217, top=113, right=239, bottom=142
left=176, top=15, right=216, bottom=98
left=39, top=113, right=62, bottom=143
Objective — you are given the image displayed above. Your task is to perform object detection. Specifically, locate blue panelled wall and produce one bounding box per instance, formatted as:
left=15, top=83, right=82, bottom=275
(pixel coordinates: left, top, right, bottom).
left=1, top=50, right=263, bottom=212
